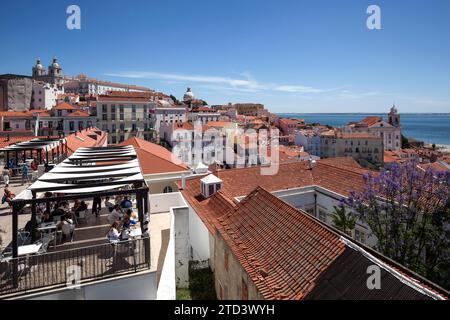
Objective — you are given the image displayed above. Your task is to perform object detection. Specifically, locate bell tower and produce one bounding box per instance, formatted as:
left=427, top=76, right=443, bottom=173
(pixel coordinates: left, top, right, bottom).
left=388, top=104, right=400, bottom=127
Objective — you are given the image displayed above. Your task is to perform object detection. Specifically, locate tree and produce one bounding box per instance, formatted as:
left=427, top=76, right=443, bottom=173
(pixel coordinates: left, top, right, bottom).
left=169, top=94, right=178, bottom=104
left=331, top=205, right=357, bottom=235
left=401, top=135, right=410, bottom=148
left=343, top=161, right=450, bottom=289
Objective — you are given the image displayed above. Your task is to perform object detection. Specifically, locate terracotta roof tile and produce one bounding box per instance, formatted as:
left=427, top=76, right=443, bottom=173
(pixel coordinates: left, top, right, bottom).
left=216, top=187, right=345, bottom=299
left=117, top=137, right=188, bottom=175
left=53, top=102, right=78, bottom=111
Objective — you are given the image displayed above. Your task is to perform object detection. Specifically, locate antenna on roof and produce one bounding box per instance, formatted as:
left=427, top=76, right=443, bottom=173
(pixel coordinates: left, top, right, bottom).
left=308, top=156, right=316, bottom=170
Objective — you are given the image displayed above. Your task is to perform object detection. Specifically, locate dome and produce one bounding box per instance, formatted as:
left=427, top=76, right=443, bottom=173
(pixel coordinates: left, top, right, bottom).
left=35, top=59, right=44, bottom=70
left=51, top=58, right=60, bottom=69
left=183, top=87, right=194, bottom=101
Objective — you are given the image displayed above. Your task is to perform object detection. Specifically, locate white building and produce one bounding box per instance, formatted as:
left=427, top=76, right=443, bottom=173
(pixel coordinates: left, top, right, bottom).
left=295, top=130, right=321, bottom=157
left=63, top=74, right=152, bottom=96
left=347, top=106, right=402, bottom=151
left=150, top=100, right=187, bottom=134
left=31, top=81, right=60, bottom=110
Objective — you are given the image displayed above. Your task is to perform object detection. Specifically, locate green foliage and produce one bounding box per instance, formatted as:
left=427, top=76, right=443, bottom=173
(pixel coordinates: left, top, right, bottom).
left=401, top=135, right=410, bottom=148
left=170, top=94, right=178, bottom=103
left=176, top=288, right=191, bottom=300
left=188, top=267, right=217, bottom=300
left=331, top=206, right=357, bottom=235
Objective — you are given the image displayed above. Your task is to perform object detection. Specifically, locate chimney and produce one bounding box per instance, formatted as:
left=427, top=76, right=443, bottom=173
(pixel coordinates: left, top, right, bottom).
left=181, top=174, right=186, bottom=189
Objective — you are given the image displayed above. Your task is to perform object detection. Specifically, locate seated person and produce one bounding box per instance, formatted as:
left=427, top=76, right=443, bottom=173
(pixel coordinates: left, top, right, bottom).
left=122, top=213, right=131, bottom=229
left=75, top=201, right=88, bottom=217
left=107, top=204, right=123, bottom=224
left=120, top=196, right=132, bottom=209
left=2, top=187, right=15, bottom=205
left=127, top=209, right=138, bottom=225
left=107, top=221, right=120, bottom=241
left=41, top=211, right=53, bottom=224
left=31, top=160, right=38, bottom=171
left=104, top=197, right=114, bottom=211
left=57, top=214, right=75, bottom=241
left=72, top=199, right=81, bottom=212
left=52, top=207, right=65, bottom=219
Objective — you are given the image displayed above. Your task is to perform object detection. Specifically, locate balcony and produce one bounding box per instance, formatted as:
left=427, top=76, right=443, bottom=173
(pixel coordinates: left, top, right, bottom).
left=0, top=232, right=150, bottom=298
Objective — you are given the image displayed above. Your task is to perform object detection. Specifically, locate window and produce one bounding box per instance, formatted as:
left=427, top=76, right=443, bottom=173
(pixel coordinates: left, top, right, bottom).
left=48, top=121, right=53, bottom=129
left=318, top=209, right=327, bottom=222
left=163, top=186, right=173, bottom=193
left=102, top=104, right=107, bottom=113
left=119, top=105, right=124, bottom=120
left=111, top=104, right=116, bottom=120
left=131, top=105, right=136, bottom=121
left=120, top=135, right=124, bottom=142
left=111, top=136, right=117, bottom=144
left=112, top=124, right=116, bottom=132
left=120, top=123, right=125, bottom=131
left=102, top=114, right=107, bottom=121
left=69, top=121, right=75, bottom=131
left=78, top=121, right=83, bottom=130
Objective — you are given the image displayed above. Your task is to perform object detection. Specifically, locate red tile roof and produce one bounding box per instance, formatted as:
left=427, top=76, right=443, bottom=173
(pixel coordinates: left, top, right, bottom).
left=179, top=157, right=370, bottom=233
left=65, top=128, right=107, bottom=155
left=216, top=187, right=346, bottom=299
left=216, top=187, right=448, bottom=300
left=361, top=116, right=382, bottom=127
left=67, top=110, right=91, bottom=118
left=0, top=135, right=57, bottom=149
left=418, top=162, right=449, bottom=172
left=53, top=102, right=78, bottom=111
left=117, top=137, right=188, bottom=175
left=0, top=111, right=33, bottom=118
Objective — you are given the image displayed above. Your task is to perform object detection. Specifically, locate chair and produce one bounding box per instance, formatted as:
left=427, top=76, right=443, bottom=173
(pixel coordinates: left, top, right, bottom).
left=61, top=222, right=75, bottom=242
left=37, top=235, right=53, bottom=254
left=77, top=210, right=87, bottom=224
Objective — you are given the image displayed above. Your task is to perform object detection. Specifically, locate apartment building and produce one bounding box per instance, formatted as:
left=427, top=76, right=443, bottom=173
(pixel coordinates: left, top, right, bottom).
left=97, top=92, right=156, bottom=144
left=321, top=132, right=383, bottom=167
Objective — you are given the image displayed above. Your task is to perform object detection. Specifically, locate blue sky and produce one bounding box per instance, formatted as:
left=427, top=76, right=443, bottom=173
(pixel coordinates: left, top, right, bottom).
left=1, top=0, right=450, bottom=113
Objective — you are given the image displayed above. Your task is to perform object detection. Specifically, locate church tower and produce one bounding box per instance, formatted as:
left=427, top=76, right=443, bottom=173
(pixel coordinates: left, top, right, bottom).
left=388, top=104, right=400, bottom=127
left=48, top=57, right=62, bottom=77
left=32, top=58, right=45, bottom=77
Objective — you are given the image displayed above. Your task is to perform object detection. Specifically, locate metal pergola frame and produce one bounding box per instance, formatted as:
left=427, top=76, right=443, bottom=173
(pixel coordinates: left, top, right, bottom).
left=8, top=145, right=150, bottom=287
left=0, top=137, right=68, bottom=166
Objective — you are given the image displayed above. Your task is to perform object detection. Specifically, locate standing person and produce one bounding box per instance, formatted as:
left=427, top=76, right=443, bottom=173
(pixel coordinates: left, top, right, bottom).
left=21, top=163, right=29, bottom=185
left=92, top=196, right=102, bottom=217
left=2, top=166, right=10, bottom=187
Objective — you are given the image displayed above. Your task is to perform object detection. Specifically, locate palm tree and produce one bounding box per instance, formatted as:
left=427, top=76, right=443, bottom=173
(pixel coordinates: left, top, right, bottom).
left=331, top=205, right=357, bottom=235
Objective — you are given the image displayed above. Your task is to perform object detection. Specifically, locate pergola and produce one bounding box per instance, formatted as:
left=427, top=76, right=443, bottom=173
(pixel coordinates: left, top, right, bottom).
left=0, top=137, right=68, bottom=166
left=10, top=145, right=150, bottom=263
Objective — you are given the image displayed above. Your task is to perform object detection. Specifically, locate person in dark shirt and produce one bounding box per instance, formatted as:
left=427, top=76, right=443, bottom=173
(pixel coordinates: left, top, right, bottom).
left=120, top=196, right=132, bottom=209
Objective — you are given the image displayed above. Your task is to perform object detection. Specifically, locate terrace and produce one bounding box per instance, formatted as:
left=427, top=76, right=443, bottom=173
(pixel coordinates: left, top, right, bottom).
left=0, top=145, right=156, bottom=299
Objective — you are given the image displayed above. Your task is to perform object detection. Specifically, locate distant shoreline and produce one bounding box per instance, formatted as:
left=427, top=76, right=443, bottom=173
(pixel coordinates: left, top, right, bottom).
left=275, top=113, right=450, bottom=147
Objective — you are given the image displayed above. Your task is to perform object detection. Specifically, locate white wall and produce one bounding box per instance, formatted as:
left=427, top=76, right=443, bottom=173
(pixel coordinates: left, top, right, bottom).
left=23, top=271, right=157, bottom=300
left=173, top=206, right=190, bottom=288
left=157, top=212, right=176, bottom=300
left=188, top=204, right=211, bottom=262
left=149, top=192, right=187, bottom=214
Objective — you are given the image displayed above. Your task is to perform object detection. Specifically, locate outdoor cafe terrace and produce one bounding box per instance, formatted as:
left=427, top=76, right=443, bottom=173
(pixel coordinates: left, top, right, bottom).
left=0, top=145, right=154, bottom=298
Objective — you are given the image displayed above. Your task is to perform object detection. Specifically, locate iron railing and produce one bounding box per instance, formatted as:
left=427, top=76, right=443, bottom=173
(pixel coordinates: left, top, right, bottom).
left=0, top=237, right=151, bottom=299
